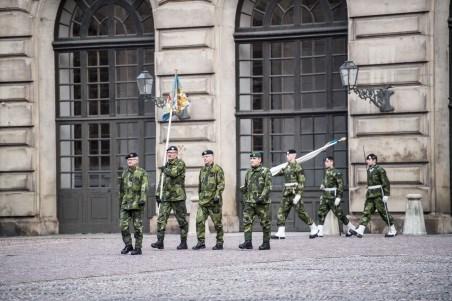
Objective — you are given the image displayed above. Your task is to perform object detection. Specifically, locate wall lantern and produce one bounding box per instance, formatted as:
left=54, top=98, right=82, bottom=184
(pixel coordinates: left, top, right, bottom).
left=136, top=71, right=166, bottom=108
left=339, top=60, right=394, bottom=112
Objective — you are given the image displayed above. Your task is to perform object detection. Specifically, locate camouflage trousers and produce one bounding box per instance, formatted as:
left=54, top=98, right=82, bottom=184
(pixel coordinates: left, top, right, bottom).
left=156, top=200, right=188, bottom=240
left=359, top=197, right=394, bottom=226
left=317, top=197, right=349, bottom=225
left=196, top=203, right=224, bottom=244
left=120, top=208, right=144, bottom=248
left=276, top=195, right=313, bottom=226
left=242, top=202, right=271, bottom=242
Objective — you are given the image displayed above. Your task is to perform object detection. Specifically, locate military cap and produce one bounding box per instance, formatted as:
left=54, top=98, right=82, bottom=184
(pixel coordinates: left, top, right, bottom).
left=125, top=152, right=138, bottom=159
left=166, top=145, right=178, bottom=152
left=287, top=149, right=297, bottom=154
left=202, top=149, right=214, bottom=156
left=249, top=151, right=263, bottom=158
left=366, top=153, right=377, bottom=161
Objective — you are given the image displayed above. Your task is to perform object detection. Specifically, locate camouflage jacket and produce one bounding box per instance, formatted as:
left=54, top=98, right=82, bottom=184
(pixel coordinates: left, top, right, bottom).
left=198, top=163, right=225, bottom=206
left=366, top=164, right=390, bottom=198
left=240, top=165, right=272, bottom=204
left=157, top=158, right=186, bottom=202
left=120, top=167, right=148, bottom=210
left=274, top=161, right=304, bottom=196
left=321, top=167, right=344, bottom=199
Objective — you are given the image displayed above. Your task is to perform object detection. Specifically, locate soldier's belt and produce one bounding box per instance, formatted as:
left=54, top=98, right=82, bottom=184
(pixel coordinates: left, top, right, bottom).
left=322, top=187, right=337, bottom=196
left=367, top=184, right=385, bottom=197
left=322, top=187, right=337, bottom=192
left=284, top=183, right=298, bottom=187
left=367, top=185, right=382, bottom=190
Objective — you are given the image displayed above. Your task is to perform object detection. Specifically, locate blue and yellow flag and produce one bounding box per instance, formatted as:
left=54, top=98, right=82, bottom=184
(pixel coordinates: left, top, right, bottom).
left=161, top=74, right=191, bottom=122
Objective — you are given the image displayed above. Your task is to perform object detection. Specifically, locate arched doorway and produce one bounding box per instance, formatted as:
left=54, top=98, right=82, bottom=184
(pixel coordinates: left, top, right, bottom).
left=235, top=0, right=349, bottom=231
left=54, top=0, right=156, bottom=233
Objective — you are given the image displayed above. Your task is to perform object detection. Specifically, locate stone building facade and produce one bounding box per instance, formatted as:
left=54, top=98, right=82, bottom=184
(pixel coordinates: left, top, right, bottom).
left=0, top=0, right=450, bottom=235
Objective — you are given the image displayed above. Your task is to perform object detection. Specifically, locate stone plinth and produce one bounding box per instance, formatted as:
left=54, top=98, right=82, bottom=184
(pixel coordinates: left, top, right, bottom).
left=403, top=194, right=427, bottom=235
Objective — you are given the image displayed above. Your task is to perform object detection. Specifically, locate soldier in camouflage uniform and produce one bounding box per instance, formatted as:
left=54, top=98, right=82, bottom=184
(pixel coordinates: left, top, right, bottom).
left=151, top=146, right=189, bottom=250
left=239, top=151, right=272, bottom=250
left=271, top=149, right=318, bottom=240
left=317, top=156, right=355, bottom=237
left=192, top=150, right=225, bottom=250
left=351, top=153, right=397, bottom=238
left=119, top=152, right=149, bottom=255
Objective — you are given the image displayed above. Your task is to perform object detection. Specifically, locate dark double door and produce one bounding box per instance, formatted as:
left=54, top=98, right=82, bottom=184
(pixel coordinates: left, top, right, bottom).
left=56, top=48, right=157, bottom=234
left=57, top=119, right=156, bottom=233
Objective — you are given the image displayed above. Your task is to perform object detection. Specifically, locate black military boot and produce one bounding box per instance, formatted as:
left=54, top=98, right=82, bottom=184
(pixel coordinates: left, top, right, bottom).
left=258, top=241, right=270, bottom=250
left=192, top=241, right=206, bottom=250
left=121, top=244, right=133, bottom=254
left=130, top=248, right=142, bottom=255
left=177, top=239, right=188, bottom=250
left=238, top=241, right=253, bottom=249
left=212, top=243, right=223, bottom=250
left=151, top=239, right=164, bottom=249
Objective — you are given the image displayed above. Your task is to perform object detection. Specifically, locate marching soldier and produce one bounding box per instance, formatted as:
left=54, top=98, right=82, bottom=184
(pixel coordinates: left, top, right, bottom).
left=351, top=153, right=397, bottom=238
left=151, top=146, right=189, bottom=250
left=119, top=152, right=149, bottom=255
left=271, top=149, right=318, bottom=239
left=239, top=151, right=272, bottom=250
left=192, top=150, right=225, bottom=250
left=317, top=156, right=355, bottom=237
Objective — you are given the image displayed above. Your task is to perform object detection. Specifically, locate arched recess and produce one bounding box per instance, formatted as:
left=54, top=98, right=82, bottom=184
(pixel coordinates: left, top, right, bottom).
left=235, top=0, right=349, bottom=231
left=54, top=0, right=156, bottom=233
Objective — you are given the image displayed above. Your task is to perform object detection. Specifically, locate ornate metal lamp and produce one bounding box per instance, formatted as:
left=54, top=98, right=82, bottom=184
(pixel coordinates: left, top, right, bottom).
left=339, top=60, right=394, bottom=112
left=136, top=71, right=167, bottom=108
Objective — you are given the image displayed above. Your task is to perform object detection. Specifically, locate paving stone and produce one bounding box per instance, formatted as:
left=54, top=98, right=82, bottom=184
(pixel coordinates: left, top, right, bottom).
left=0, top=233, right=451, bottom=300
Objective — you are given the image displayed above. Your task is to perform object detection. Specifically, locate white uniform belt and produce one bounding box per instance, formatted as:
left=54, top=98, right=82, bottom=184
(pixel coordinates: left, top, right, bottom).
left=368, top=185, right=382, bottom=190
left=323, top=187, right=337, bottom=192
left=284, top=183, right=298, bottom=187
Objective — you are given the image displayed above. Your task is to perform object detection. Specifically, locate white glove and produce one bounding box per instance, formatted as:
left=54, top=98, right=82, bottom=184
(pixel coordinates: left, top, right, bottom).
left=382, top=196, right=389, bottom=204
left=293, top=194, right=301, bottom=205
left=334, top=197, right=341, bottom=206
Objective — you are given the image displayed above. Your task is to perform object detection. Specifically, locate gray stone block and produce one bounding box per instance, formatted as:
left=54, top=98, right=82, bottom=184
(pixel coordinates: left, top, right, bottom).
left=0, top=146, right=33, bottom=171
left=0, top=11, right=32, bottom=37
left=155, top=49, right=214, bottom=75
left=154, top=1, right=214, bottom=29
left=350, top=36, right=427, bottom=65
left=0, top=102, right=33, bottom=126
left=349, top=0, right=429, bottom=17
left=403, top=194, right=427, bottom=235
left=0, top=58, right=32, bottom=82
left=0, top=191, right=35, bottom=217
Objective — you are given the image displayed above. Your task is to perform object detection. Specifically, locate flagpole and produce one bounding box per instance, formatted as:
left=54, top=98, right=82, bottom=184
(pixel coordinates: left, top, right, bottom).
left=158, top=70, right=178, bottom=201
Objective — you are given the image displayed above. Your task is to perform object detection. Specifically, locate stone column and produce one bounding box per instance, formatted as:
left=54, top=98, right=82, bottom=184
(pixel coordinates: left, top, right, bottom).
left=149, top=0, right=240, bottom=233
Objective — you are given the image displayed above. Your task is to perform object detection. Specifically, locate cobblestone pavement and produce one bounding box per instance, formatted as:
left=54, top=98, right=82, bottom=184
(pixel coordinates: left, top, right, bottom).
left=0, top=233, right=451, bottom=300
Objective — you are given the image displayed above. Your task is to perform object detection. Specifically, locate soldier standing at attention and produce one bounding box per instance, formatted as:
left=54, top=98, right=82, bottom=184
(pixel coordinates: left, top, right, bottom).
left=316, top=156, right=356, bottom=237
left=192, top=150, right=225, bottom=250
left=119, top=152, right=148, bottom=255
left=239, top=151, right=272, bottom=250
left=271, top=149, right=318, bottom=240
left=351, top=153, right=397, bottom=238
left=151, top=146, right=189, bottom=250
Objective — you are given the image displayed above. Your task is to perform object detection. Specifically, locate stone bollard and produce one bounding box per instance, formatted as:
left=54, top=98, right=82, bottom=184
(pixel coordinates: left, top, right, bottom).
left=323, top=210, right=340, bottom=235
left=188, top=198, right=210, bottom=235
left=403, top=194, right=427, bottom=235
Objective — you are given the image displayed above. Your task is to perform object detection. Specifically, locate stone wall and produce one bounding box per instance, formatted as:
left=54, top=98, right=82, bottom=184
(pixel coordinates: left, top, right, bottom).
left=0, top=0, right=450, bottom=235
left=347, top=0, right=451, bottom=233
left=0, top=0, right=59, bottom=235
